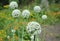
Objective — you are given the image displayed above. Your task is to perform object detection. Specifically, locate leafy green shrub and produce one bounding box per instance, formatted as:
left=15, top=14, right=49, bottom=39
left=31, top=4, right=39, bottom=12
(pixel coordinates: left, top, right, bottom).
left=51, top=8, right=60, bottom=12
left=50, top=5, right=60, bottom=12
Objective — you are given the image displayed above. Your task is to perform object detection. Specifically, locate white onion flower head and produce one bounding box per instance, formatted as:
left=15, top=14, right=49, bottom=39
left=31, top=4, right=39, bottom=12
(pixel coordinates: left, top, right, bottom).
left=9, top=1, right=18, bottom=9
left=12, top=9, right=21, bottom=18
left=34, top=6, right=41, bottom=13
left=22, top=10, right=30, bottom=18
left=27, top=21, right=41, bottom=35
left=42, top=15, right=47, bottom=20
left=7, top=36, right=10, bottom=39
left=11, top=29, right=16, bottom=33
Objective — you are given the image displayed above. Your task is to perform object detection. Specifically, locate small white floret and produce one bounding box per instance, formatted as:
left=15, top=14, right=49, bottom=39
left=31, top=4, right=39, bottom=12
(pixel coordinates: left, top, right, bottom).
left=34, top=6, right=41, bottom=13
left=42, top=15, right=47, bottom=20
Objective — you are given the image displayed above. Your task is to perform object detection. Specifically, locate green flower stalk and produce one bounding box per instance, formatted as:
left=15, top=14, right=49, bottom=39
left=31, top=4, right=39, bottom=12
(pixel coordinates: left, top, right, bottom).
left=42, top=15, right=47, bottom=41
left=12, top=9, right=21, bottom=41
left=11, top=29, right=16, bottom=41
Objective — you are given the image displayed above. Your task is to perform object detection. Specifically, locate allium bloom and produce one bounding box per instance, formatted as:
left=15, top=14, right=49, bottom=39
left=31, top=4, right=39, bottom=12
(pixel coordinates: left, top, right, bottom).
left=27, top=21, right=41, bottom=35
left=12, top=9, right=21, bottom=18
left=22, top=10, right=30, bottom=18
left=42, top=15, right=47, bottom=20
left=34, top=6, right=41, bottom=13
left=7, top=36, right=10, bottom=39
left=9, top=1, right=18, bottom=9
left=11, top=29, right=16, bottom=33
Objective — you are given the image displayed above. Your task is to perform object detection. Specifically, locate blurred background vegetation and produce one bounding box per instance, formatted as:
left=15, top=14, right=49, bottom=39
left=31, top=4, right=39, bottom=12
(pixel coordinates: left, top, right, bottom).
left=0, top=0, right=60, bottom=9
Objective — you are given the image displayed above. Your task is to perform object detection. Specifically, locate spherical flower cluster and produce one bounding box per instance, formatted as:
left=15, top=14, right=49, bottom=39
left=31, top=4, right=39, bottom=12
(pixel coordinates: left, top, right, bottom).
left=9, top=1, right=18, bottom=9
left=7, top=36, right=10, bottom=39
left=34, top=6, right=41, bottom=13
left=27, top=21, right=41, bottom=35
left=22, top=10, right=30, bottom=18
left=42, top=15, right=47, bottom=20
left=11, top=29, right=16, bottom=33
left=12, top=9, right=21, bottom=18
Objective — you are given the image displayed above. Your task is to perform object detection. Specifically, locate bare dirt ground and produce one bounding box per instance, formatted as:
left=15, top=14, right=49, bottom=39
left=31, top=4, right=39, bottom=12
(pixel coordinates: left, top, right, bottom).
left=40, top=23, right=60, bottom=41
